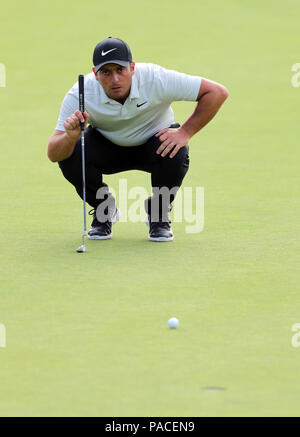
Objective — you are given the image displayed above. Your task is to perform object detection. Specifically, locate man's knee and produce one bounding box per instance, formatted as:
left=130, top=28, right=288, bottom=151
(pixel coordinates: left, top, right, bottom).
left=58, top=141, right=82, bottom=183
left=164, top=144, right=189, bottom=173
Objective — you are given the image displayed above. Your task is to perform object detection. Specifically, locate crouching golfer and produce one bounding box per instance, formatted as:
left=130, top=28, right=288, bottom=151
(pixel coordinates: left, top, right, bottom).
left=47, top=37, right=228, bottom=242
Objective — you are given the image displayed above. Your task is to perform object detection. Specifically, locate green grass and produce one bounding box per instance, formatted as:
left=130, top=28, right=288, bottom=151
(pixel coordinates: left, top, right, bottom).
left=0, top=0, right=300, bottom=416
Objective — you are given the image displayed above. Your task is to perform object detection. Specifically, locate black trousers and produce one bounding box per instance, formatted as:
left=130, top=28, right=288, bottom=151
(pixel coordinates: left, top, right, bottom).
left=58, top=124, right=189, bottom=211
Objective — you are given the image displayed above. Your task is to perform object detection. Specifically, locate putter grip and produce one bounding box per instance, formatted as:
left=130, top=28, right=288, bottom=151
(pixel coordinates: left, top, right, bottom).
left=78, top=74, right=85, bottom=130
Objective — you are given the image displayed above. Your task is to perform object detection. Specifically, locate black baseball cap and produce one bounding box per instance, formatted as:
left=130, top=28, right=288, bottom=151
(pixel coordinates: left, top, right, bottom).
left=93, top=37, right=133, bottom=73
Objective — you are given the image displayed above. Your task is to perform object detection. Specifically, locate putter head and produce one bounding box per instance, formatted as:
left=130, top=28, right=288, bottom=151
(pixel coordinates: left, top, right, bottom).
left=76, top=244, right=85, bottom=253
left=76, top=231, right=87, bottom=253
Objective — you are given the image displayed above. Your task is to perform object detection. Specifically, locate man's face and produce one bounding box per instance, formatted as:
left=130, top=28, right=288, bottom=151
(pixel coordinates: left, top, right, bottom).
left=94, top=62, right=135, bottom=104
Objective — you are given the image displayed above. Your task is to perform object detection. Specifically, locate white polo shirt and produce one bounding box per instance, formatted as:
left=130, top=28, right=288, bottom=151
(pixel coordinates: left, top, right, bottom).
left=56, top=63, right=202, bottom=147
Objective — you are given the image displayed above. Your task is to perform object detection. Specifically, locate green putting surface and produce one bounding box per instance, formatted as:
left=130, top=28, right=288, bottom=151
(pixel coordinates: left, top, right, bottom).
left=0, top=0, right=299, bottom=416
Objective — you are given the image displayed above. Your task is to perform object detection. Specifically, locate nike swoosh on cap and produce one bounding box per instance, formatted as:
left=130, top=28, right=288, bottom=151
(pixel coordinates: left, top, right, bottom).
left=101, top=48, right=117, bottom=56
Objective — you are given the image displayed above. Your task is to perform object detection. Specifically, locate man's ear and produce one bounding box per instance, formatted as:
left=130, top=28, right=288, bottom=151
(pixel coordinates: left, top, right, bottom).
left=130, top=62, right=135, bottom=75
left=92, top=67, right=97, bottom=77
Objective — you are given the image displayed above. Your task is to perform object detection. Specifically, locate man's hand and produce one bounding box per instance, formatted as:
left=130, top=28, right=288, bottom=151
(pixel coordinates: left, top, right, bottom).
left=155, top=127, right=190, bottom=158
left=64, top=110, right=90, bottom=141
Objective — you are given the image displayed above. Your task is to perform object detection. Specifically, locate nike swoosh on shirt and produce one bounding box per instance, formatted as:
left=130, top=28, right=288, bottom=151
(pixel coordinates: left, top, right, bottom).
left=101, top=48, right=117, bottom=56
left=136, top=101, right=147, bottom=107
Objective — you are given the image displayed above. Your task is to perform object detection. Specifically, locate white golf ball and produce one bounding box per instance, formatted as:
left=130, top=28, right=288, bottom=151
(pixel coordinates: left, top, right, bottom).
left=168, top=317, right=179, bottom=329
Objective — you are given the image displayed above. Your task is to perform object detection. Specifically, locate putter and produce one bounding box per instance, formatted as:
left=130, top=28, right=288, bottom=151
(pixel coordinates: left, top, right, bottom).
left=76, top=74, right=88, bottom=253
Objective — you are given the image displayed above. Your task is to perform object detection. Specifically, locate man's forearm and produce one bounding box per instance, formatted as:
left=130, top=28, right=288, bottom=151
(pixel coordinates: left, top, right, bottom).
left=180, top=87, right=229, bottom=139
left=47, top=133, right=78, bottom=162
